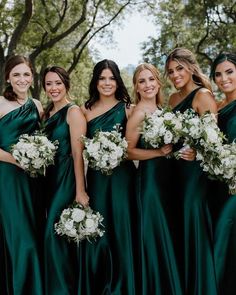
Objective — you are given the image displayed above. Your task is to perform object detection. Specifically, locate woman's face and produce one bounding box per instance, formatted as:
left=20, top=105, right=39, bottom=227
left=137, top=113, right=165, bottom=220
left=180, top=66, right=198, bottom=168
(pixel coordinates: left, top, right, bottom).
left=44, top=72, right=67, bottom=103
left=167, top=60, right=192, bottom=89
left=8, top=63, right=33, bottom=97
left=214, top=60, right=236, bottom=94
left=136, top=69, right=160, bottom=100
left=97, top=68, right=117, bottom=98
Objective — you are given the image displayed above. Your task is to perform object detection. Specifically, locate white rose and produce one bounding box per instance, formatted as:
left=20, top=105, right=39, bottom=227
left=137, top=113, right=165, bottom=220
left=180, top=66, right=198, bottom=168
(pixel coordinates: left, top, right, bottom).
left=66, top=228, right=77, bottom=237
left=164, top=130, right=173, bottom=144
left=85, top=218, right=96, bottom=233
left=71, top=208, right=86, bottom=222
left=205, top=128, right=219, bottom=144
left=163, top=112, right=175, bottom=120
left=64, top=220, right=74, bottom=231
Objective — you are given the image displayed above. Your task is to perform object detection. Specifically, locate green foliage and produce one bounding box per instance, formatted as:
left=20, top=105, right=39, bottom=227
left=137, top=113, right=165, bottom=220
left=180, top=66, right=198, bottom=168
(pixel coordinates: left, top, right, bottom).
left=141, top=0, right=236, bottom=74
left=0, top=0, right=136, bottom=100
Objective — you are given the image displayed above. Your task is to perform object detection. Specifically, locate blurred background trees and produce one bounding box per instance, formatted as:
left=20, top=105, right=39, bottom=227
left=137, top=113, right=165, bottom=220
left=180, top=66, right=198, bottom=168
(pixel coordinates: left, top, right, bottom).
left=0, top=0, right=235, bottom=103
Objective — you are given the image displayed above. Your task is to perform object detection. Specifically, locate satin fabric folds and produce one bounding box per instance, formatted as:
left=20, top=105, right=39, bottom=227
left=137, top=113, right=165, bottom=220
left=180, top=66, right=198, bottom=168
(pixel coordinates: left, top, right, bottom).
left=44, top=103, right=79, bottom=295
left=137, top=137, right=182, bottom=295
left=0, top=99, right=43, bottom=295
left=78, top=102, right=139, bottom=295
left=212, top=100, right=236, bottom=295
left=171, top=88, right=218, bottom=295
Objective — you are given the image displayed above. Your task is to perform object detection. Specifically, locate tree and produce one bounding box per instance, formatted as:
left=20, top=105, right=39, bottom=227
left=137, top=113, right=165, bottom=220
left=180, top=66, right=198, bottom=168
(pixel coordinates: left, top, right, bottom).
left=141, top=0, right=236, bottom=72
left=0, top=0, right=139, bottom=99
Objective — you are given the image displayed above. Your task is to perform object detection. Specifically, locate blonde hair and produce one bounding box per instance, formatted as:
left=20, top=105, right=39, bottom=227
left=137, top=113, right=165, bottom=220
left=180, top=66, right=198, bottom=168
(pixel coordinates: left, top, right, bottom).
left=133, top=63, right=163, bottom=105
left=165, top=48, right=212, bottom=92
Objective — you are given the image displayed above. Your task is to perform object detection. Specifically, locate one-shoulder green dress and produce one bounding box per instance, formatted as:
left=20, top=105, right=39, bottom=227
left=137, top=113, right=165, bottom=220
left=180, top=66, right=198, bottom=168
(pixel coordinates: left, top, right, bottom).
left=137, top=127, right=183, bottom=294
left=78, top=102, right=139, bottom=295
left=44, top=103, right=79, bottom=295
left=0, top=99, right=43, bottom=295
left=212, top=100, right=236, bottom=295
left=171, top=88, right=217, bottom=294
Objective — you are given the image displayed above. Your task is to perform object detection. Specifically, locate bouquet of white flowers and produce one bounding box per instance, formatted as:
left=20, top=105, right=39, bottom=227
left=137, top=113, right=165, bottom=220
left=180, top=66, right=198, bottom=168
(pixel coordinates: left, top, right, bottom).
left=54, top=202, right=105, bottom=245
left=11, top=131, right=58, bottom=177
left=176, top=109, right=225, bottom=157
left=140, top=107, right=183, bottom=148
left=197, top=142, right=236, bottom=194
left=82, top=124, right=128, bottom=175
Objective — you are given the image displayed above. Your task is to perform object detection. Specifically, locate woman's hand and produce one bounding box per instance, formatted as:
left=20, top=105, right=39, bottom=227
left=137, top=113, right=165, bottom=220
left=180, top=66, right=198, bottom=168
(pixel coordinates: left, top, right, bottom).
left=179, top=147, right=196, bottom=161
left=75, top=191, right=90, bottom=207
left=159, top=144, right=173, bottom=156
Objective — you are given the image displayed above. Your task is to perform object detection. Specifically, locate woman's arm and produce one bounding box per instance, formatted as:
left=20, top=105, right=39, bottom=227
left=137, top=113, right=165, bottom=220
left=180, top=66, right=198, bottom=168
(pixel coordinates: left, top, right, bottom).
left=0, top=148, right=21, bottom=167
left=125, top=109, right=172, bottom=161
left=33, top=99, right=44, bottom=119
left=193, top=88, right=217, bottom=116
left=67, top=105, right=89, bottom=207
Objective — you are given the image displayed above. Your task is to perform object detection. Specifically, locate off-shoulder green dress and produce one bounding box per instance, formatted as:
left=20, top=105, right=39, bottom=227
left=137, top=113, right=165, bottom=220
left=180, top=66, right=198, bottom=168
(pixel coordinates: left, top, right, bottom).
left=212, top=100, right=236, bottom=295
left=171, top=88, right=217, bottom=294
left=78, top=102, right=139, bottom=295
left=0, top=99, right=43, bottom=295
left=44, top=103, right=79, bottom=295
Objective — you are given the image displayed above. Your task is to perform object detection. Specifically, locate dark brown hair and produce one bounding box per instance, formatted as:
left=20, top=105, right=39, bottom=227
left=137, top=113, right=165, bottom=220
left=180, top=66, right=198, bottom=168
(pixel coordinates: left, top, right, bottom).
left=85, top=59, right=131, bottom=109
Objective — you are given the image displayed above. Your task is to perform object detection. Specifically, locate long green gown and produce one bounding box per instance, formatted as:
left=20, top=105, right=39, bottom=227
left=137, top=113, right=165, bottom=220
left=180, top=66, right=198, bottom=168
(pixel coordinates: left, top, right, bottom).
left=0, top=99, right=43, bottom=295
left=171, top=88, right=217, bottom=294
left=138, top=128, right=183, bottom=294
left=44, top=103, right=79, bottom=295
left=78, top=102, right=139, bottom=295
left=212, top=100, right=236, bottom=295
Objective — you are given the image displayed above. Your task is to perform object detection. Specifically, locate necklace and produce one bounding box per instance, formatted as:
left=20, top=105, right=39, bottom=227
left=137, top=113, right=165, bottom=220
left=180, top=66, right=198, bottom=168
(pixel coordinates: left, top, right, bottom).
left=16, top=98, right=28, bottom=105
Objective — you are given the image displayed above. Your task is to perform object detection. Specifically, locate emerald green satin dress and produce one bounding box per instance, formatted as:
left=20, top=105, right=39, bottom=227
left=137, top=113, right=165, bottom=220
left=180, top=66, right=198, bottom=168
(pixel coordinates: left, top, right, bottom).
left=138, top=136, right=183, bottom=294
left=212, top=100, right=236, bottom=295
left=171, top=88, right=217, bottom=294
left=44, top=103, right=79, bottom=295
left=78, top=102, right=139, bottom=295
left=0, top=99, right=43, bottom=295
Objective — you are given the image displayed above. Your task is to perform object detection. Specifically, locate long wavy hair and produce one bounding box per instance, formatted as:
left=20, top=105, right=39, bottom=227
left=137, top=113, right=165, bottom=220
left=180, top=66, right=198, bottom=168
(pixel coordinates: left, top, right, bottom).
left=3, top=55, right=33, bottom=101
left=210, top=52, right=236, bottom=82
left=132, top=63, right=163, bottom=105
left=42, top=66, right=70, bottom=118
left=165, top=47, right=212, bottom=92
left=85, top=59, right=131, bottom=109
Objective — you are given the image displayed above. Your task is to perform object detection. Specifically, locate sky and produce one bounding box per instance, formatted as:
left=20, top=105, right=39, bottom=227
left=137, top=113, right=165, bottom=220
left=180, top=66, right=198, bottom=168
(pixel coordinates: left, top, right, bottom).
left=91, top=14, right=157, bottom=69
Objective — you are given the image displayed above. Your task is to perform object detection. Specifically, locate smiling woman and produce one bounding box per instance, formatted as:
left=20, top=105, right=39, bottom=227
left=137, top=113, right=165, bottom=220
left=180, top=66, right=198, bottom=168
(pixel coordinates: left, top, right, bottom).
left=165, top=48, right=218, bottom=295
left=209, top=52, right=236, bottom=295
left=0, top=55, right=44, bottom=294
left=41, top=65, right=89, bottom=295
left=78, top=59, right=139, bottom=295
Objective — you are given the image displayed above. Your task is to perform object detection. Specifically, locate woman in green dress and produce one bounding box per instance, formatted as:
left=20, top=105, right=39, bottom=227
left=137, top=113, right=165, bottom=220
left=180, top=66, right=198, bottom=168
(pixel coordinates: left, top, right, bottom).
left=42, top=66, right=89, bottom=295
left=0, top=55, right=44, bottom=294
left=165, top=48, right=218, bottom=294
left=78, top=59, right=139, bottom=295
left=125, top=63, right=182, bottom=295
left=210, top=52, right=236, bottom=295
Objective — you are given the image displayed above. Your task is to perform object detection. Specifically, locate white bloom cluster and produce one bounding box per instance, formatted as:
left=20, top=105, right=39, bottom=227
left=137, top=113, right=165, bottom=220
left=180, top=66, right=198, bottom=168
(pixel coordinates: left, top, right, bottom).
left=198, top=142, right=236, bottom=195
left=178, top=109, right=235, bottom=194
left=54, top=202, right=105, bottom=245
left=178, top=109, right=224, bottom=152
left=82, top=124, right=128, bottom=175
left=11, top=131, right=58, bottom=177
left=140, top=107, right=183, bottom=148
